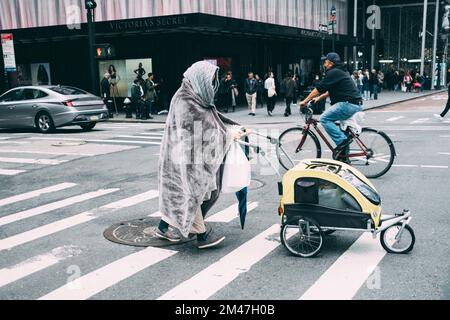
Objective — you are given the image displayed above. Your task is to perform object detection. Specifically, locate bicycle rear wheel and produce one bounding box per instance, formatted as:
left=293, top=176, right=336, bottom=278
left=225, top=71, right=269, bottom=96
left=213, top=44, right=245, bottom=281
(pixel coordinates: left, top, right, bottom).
left=347, top=128, right=395, bottom=179
left=277, top=127, right=321, bottom=171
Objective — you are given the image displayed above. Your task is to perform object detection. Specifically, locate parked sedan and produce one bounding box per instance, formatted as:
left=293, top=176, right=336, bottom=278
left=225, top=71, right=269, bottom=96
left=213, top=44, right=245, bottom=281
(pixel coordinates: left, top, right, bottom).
left=0, top=85, right=109, bottom=133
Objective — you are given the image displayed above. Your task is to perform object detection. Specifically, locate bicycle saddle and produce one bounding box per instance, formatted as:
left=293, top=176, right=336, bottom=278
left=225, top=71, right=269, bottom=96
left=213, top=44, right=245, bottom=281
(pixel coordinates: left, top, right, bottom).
left=340, top=112, right=364, bottom=135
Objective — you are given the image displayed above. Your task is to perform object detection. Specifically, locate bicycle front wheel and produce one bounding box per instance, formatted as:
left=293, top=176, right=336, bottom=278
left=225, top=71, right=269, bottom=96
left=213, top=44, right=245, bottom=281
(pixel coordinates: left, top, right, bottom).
left=277, top=127, right=321, bottom=171
left=348, top=128, right=395, bottom=179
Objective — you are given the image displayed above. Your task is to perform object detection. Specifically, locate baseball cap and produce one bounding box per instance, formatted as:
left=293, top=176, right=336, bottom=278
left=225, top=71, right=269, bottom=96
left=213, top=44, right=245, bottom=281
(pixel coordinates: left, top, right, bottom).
left=321, top=52, right=341, bottom=64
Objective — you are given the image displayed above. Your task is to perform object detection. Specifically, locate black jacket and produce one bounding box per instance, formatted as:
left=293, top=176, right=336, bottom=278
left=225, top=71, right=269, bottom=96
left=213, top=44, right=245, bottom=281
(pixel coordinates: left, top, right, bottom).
left=101, top=78, right=110, bottom=98
left=316, top=64, right=362, bottom=105
left=244, top=78, right=257, bottom=95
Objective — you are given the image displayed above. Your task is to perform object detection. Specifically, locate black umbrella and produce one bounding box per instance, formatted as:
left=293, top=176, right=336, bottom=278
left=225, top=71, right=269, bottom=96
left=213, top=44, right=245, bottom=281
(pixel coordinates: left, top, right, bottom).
left=236, top=187, right=248, bottom=229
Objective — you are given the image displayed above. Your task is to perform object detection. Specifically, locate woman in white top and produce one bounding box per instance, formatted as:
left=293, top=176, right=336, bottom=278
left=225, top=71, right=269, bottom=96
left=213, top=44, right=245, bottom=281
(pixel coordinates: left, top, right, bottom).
left=264, top=72, right=277, bottom=116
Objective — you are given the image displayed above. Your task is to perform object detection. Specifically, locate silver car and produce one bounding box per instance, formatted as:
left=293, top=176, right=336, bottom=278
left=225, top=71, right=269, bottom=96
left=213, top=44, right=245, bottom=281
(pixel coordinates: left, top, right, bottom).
left=0, top=85, right=109, bottom=133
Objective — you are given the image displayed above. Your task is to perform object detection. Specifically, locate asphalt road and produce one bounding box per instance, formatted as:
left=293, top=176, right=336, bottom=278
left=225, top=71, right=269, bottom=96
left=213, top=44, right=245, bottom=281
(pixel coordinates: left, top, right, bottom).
left=0, top=92, right=449, bottom=300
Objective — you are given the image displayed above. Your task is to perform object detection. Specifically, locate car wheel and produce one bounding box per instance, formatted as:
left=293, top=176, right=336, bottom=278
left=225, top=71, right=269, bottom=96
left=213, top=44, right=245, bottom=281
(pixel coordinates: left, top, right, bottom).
left=35, top=112, right=56, bottom=134
left=80, top=123, right=96, bottom=131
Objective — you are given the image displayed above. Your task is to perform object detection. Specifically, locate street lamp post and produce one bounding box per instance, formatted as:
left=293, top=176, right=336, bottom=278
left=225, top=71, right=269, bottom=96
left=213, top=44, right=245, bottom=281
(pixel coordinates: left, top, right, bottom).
left=85, top=0, right=99, bottom=96
left=330, top=5, right=337, bottom=52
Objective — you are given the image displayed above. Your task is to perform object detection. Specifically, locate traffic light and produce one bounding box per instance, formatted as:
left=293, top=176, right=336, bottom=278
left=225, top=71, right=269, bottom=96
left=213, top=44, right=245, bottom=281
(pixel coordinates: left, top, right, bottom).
left=85, top=0, right=97, bottom=10
left=95, top=44, right=115, bottom=59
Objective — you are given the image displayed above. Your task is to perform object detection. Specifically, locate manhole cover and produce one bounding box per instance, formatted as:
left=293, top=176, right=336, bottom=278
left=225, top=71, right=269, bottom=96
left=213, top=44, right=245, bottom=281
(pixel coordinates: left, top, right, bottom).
left=104, top=217, right=203, bottom=247
left=52, top=141, right=87, bottom=147
left=248, top=179, right=265, bottom=190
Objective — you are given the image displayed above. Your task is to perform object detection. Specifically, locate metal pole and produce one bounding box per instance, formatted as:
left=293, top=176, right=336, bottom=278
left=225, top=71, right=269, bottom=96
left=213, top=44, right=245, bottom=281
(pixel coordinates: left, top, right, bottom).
left=353, top=0, right=358, bottom=70
left=87, top=8, right=98, bottom=96
left=370, top=0, right=375, bottom=69
left=420, top=0, right=428, bottom=76
left=431, top=0, right=439, bottom=89
left=397, top=8, right=402, bottom=70
left=332, top=23, right=336, bottom=52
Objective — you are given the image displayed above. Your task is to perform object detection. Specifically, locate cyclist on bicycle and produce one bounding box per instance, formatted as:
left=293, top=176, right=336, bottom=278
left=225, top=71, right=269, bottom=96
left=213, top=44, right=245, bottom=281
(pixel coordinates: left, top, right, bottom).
left=299, top=52, right=363, bottom=159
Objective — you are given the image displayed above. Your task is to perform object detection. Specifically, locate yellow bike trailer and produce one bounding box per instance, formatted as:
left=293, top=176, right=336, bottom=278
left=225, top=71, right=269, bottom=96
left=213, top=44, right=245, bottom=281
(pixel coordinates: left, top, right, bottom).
left=236, top=132, right=415, bottom=258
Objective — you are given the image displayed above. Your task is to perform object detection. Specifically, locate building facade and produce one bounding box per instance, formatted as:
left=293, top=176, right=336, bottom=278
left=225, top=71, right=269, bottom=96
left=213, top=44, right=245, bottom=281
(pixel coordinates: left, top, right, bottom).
left=0, top=0, right=356, bottom=99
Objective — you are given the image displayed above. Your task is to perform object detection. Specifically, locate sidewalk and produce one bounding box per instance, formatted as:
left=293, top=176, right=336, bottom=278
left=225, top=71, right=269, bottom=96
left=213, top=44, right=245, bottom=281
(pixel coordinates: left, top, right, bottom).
left=109, top=89, right=446, bottom=125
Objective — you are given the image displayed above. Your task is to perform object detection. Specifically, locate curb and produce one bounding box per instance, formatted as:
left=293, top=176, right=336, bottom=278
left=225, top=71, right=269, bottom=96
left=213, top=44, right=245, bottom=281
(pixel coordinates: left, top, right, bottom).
left=363, top=89, right=446, bottom=111
left=107, top=90, right=446, bottom=124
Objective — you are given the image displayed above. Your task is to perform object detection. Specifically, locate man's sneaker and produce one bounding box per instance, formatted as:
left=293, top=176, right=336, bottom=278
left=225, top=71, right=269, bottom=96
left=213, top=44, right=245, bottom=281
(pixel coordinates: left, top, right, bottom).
left=155, top=228, right=181, bottom=243
left=434, top=114, right=444, bottom=121
left=197, top=233, right=226, bottom=249
left=333, top=138, right=353, bottom=161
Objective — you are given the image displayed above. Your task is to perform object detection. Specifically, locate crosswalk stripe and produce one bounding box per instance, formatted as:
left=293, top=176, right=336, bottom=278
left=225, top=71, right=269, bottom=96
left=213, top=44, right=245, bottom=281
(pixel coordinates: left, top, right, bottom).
left=0, top=246, right=82, bottom=288
left=0, top=190, right=159, bottom=251
left=139, top=133, right=164, bottom=136
left=300, top=233, right=386, bottom=300
left=115, top=135, right=162, bottom=140
left=149, top=202, right=259, bottom=223
left=0, top=141, right=29, bottom=145
left=386, top=116, right=404, bottom=122
left=205, top=202, right=259, bottom=223
left=29, top=137, right=160, bottom=146
left=0, top=188, right=119, bottom=227
left=157, top=224, right=281, bottom=300
left=0, top=150, right=94, bottom=156
left=0, top=183, right=77, bottom=207
left=0, top=157, right=68, bottom=165
left=0, top=169, right=26, bottom=176
left=39, top=247, right=177, bottom=300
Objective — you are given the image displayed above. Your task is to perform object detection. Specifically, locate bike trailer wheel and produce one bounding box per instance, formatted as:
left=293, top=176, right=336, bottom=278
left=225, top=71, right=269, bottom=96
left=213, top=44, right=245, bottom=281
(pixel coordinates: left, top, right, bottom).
left=280, top=217, right=323, bottom=258
left=380, top=223, right=415, bottom=254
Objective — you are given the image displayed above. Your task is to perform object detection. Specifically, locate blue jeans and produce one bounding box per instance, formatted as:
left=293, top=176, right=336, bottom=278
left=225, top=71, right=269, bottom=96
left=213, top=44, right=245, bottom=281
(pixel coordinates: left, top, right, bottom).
left=320, top=101, right=363, bottom=146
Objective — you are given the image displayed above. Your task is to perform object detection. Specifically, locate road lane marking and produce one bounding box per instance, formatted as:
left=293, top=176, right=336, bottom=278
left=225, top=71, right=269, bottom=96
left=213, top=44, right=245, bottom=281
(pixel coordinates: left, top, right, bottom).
left=0, top=157, right=68, bottom=165
left=0, top=188, right=119, bottom=227
left=410, top=118, right=430, bottom=124
left=439, top=153, right=450, bottom=155
left=29, top=137, right=161, bottom=146
left=0, top=169, right=26, bottom=176
left=158, top=224, right=281, bottom=300
left=392, top=165, right=419, bottom=168
left=0, top=183, right=77, bottom=207
left=0, top=150, right=94, bottom=156
left=386, top=116, right=404, bottom=122
left=0, top=190, right=159, bottom=251
left=300, top=233, right=386, bottom=300
left=39, top=247, right=177, bottom=300
left=139, top=133, right=164, bottom=136
left=205, top=202, right=259, bottom=223
left=420, top=165, right=448, bottom=169
left=0, top=246, right=82, bottom=288
left=115, top=135, right=162, bottom=140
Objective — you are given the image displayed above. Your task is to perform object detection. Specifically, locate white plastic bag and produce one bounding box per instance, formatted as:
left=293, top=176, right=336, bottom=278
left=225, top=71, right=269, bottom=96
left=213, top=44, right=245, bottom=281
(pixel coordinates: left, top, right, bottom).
left=222, top=141, right=251, bottom=194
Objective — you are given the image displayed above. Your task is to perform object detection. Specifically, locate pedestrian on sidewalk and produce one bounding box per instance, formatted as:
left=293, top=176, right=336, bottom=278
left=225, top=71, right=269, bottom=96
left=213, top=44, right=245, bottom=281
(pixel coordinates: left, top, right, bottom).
left=221, top=72, right=238, bottom=113
left=145, top=73, right=158, bottom=117
left=434, top=83, right=450, bottom=121
left=265, top=72, right=277, bottom=116
left=244, top=72, right=257, bottom=116
left=370, top=69, right=379, bottom=100
left=404, top=71, right=413, bottom=92
left=131, top=79, right=146, bottom=120
left=283, top=72, right=297, bottom=117
left=156, top=61, right=244, bottom=249
left=101, top=73, right=113, bottom=117
left=362, top=71, right=371, bottom=101
left=255, top=74, right=265, bottom=109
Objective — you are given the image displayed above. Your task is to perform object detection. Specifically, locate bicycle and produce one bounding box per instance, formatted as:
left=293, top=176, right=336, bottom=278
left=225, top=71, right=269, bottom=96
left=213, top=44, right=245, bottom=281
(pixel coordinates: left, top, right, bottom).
left=276, top=102, right=396, bottom=179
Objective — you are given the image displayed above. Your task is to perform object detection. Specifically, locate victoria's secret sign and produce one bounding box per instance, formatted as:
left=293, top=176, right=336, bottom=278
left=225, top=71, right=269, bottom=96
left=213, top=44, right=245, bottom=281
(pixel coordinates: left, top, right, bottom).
left=109, top=16, right=188, bottom=31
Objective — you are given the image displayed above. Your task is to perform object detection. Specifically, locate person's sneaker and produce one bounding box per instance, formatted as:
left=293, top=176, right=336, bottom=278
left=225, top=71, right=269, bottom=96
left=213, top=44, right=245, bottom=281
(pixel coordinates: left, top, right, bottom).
left=333, top=138, right=353, bottom=161
left=197, top=233, right=226, bottom=249
left=155, top=228, right=181, bottom=243
left=434, top=114, right=444, bottom=121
